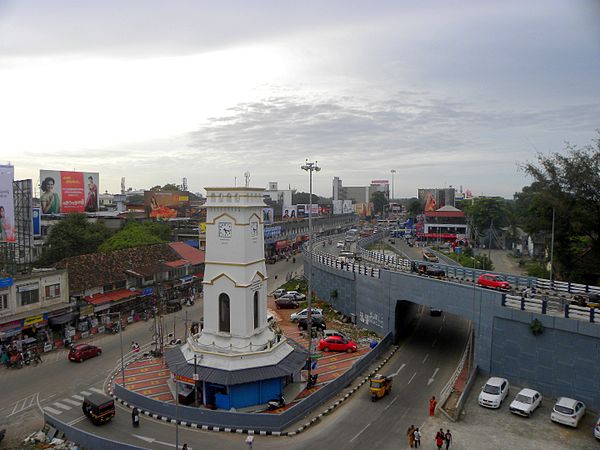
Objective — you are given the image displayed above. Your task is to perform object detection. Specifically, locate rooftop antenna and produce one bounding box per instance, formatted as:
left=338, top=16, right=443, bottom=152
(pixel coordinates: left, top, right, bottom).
left=244, top=171, right=251, bottom=188
left=121, top=177, right=126, bottom=194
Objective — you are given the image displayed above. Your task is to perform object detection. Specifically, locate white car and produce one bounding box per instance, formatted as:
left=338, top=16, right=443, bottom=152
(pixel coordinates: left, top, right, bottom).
left=290, top=308, right=323, bottom=322
left=336, top=241, right=345, bottom=248
left=273, top=289, right=287, bottom=298
left=323, top=329, right=348, bottom=340
left=478, top=377, right=510, bottom=409
left=509, top=388, right=542, bottom=417
left=286, top=291, right=306, bottom=300
left=551, top=397, right=586, bottom=428
left=594, top=416, right=600, bottom=440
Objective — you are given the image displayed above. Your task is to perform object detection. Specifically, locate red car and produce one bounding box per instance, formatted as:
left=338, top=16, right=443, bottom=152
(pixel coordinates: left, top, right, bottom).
left=69, top=344, right=102, bottom=362
left=477, top=274, right=511, bottom=290
left=317, top=336, right=358, bottom=353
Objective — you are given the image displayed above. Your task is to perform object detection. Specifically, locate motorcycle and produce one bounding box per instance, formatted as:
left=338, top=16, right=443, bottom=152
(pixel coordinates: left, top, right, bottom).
left=9, top=352, right=23, bottom=369
left=267, top=395, right=285, bottom=411
left=306, top=374, right=318, bottom=389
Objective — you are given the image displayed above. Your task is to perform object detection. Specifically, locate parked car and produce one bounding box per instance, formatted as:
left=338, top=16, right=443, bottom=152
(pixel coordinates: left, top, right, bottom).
left=273, top=289, right=287, bottom=298
left=290, top=308, right=323, bottom=322
left=285, top=291, right=306, bottom=300
left=509, top=388, right=542, bottom=417
left=323, top=329, right=349, bottom=340
left=551, top=397, right=586, bottom=428
left=275, top=297, right=299, bottom=309
left=317, top=336, right=358, bottom=353
left=298, top=316, right=327, bottom=331
left=594, top=416, right=600, bottom=440
left=477, top=274, right=511, bottom=290
left=69, top=344, right=102, bottom=362
left=478, top=377, right=510, bottom=409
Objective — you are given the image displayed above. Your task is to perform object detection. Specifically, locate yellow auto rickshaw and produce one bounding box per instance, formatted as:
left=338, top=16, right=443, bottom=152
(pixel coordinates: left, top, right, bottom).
left=369, top=373, right=392, bottom=401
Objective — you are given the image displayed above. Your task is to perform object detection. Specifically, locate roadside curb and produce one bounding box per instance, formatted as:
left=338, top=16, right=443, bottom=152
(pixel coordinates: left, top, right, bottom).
left=107, top=344, right=400, bottom=437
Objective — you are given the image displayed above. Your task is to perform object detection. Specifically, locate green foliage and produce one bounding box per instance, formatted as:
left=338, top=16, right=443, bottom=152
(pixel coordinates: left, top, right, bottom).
left=524, top=261, right=549, bottom=278
left=407, top=198, right=420, bottom=218
left=292, top=191, right=321, bottom=204
left=515, top=135, right=600, bottom=283
left=442, top=250, right=494, bottom=270
left=38, top=214, right=112, bottom=266
left=150, top=183, right=183, bottom=192
left=463, top=197, right=511, bottom=236
left=530, top=318, right=544, bottom=336
left=371, top=191, right=387, bottom=215
left=99, top=222, right=170, bottom=252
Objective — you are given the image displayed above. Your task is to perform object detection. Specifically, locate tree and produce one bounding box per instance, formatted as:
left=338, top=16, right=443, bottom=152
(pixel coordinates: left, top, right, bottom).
left=371, top=191, right=387, bottom=216
left=407, top=198, right=420, bottom=219
left=149, top=183, right=183, bottom=192
left=292, top=191, right=321, bottom=204
left=38, top=214, right=112, bottom=266
left=515, top=135, right=600, bottom=284
left=99, top=222, right=170, bottom=252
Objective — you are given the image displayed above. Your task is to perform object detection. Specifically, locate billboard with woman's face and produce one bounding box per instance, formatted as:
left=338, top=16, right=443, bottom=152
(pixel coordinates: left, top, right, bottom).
left=0, top=165, right=16, bottom=242
left=39, top=170, right=99, bottom=214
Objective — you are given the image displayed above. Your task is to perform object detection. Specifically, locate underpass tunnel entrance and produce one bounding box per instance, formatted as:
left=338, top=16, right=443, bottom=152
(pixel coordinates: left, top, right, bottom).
left=393, top=300, right=420, bottom=343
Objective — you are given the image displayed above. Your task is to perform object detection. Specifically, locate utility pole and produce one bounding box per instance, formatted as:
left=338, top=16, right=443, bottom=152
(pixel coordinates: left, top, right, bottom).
left=549, top=207, right=555, bottom=282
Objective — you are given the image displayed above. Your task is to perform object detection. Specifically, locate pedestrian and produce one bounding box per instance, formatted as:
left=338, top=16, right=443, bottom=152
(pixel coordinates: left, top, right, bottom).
left=131, top=407, right=140, bottom=427
left=406, top=424, right=415, bottom=447
left=413, top=427, right=421, bottom=448
left=182, top=444, right=188, bottom=450
left=435, top=430, right=444, bottom=450
left=444, top=429, right=452, bottom=449
left=429, top=396, right=437, bottom=416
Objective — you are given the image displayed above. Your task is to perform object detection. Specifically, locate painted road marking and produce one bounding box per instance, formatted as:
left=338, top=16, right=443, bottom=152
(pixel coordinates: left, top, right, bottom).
left=72, top=395, right=84, bottom=401
left=90, top=387, right=104, bottom=394
left=63, top=398, right=81, bottom=406
left=428, top=368, right=440, bottom=386
left=43, top=406, right=62, bottom=415
left=133, top=434, right=192, bottom=449
left=422, top=354, right=429, bottom=364
left=408, top=372, right=417, bottom=384
left=389, top=363, right=406, bottom=378
left=80, top=390, right=92, bottom=396
left=8, top=393, right=37, bottom=417
left=53, top=402, right=72, bottom=410
left=383, top=394, right=400, bottom=411
left=349, top=423, right=370, bottom=443
left=68, top=415, right=87, bottom=426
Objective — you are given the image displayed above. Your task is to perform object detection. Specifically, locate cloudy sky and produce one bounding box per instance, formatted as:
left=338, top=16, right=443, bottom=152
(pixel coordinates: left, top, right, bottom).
left=1, top=0, right=599, bottom=199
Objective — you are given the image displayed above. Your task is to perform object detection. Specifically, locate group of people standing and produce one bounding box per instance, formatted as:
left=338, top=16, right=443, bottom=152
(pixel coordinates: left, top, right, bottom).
left=406, top=425, right=452, bottom=449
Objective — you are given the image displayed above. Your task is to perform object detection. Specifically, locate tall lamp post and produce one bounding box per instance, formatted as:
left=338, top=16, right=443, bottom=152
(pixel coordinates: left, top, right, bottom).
left=105, top=311, right=126, bottom=387
left=301, top=159, right=320, bottom=382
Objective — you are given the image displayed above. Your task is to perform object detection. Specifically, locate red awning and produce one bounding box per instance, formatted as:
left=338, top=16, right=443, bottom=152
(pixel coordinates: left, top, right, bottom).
left=84, top=289, right=141, bottom=306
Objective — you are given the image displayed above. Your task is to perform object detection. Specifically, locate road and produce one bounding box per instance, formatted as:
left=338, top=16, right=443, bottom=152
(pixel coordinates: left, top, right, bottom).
left=0, top=254, right=471, bottom=450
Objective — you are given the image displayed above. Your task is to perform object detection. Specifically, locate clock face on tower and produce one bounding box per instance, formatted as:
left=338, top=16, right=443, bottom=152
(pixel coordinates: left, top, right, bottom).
left=250, top=221, right=258, bottom=237
left=218, top=221, right=233, bottom=238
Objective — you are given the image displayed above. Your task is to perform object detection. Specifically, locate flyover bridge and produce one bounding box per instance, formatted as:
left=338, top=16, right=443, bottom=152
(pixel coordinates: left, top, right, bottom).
left=305, top=234, right=600, bottom=411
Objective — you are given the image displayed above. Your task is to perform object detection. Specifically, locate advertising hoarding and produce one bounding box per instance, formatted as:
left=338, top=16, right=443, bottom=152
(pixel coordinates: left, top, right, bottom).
left=332, top=200, right=342, bottom=215
left=32, top=207, right=41, bottom=237
left=342, top=200, right=354, bottom=214
left=144, top=191, right=190, bottom=218
left=0, top=165, right=16, bottom=242
left=282, top=205, right=297, bottom=220
left=262, top=207, right=274, bottom=224
left=39, top=170, right=99, bottom=214
left=417, top=188, right=455, bottom=212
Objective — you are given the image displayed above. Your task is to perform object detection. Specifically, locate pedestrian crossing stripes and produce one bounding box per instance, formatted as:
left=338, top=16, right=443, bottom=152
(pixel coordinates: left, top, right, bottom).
left=41, top=388, right=106, bottom=417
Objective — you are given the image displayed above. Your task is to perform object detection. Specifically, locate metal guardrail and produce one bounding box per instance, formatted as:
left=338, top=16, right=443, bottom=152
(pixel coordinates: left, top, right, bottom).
left=503, top=294, right=598, bottom=324
left=439, top=325, right=474, bottom=416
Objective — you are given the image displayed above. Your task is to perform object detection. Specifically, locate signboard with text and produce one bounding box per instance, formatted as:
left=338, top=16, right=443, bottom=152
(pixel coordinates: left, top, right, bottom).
left=0, top=165, right=16, bottom=242
left=40, top=170, right=99, bottom=214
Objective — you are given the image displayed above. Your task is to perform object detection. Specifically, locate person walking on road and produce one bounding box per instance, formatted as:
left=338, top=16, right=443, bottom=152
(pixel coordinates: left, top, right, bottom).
left=444, top=429, right=452, bottom=449
left=131, top=407, right=140, bottom=427
left=429, top=396, right=437, bottom=416
left=413, top=427, right=421, bottom=448
left=435, top=430, right=444, bottom=450
left=406, top=424, right=415, bottom=448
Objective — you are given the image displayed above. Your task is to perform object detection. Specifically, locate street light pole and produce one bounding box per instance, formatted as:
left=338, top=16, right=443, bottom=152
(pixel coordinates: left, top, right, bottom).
left=549, top=207, right=555, bottom=283
left=390, top=169, right=396, bottom=202
left=118, top=311, right=125, bottom=387
left=301, top=159, right=320, bottom=382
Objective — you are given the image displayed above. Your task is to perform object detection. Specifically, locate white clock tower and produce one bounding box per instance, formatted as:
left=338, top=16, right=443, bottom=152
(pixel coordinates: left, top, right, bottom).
left=178, top=186, right=304, bottom=396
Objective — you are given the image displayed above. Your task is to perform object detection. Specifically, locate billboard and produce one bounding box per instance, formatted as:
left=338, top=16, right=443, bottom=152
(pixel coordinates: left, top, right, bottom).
left=282, top=205, right=297, bottom=220
left=319, top=204, right=332, bottom=215
left=342, top=200, right=354, bottom=214
left=144, top=191, right=190, bottom=218
left=32, top=207, right=41, bottom=237
left=262, top=207, right=274, bottom=224
left=0, top=165, right=16, bottom=242
left=333, top=200, right=343, bottom=215
left=418, top=188, right=456, bottom=212
left=39, top=170, right=99, bottom=214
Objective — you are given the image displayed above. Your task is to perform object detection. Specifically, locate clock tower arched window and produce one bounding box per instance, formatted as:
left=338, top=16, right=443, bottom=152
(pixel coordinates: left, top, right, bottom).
left=219, top=293, right=230, bottom=333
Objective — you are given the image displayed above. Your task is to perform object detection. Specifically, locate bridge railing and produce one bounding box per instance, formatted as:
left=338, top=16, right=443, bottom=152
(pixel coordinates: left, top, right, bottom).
left=503, top=294, right=599, bottom=324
